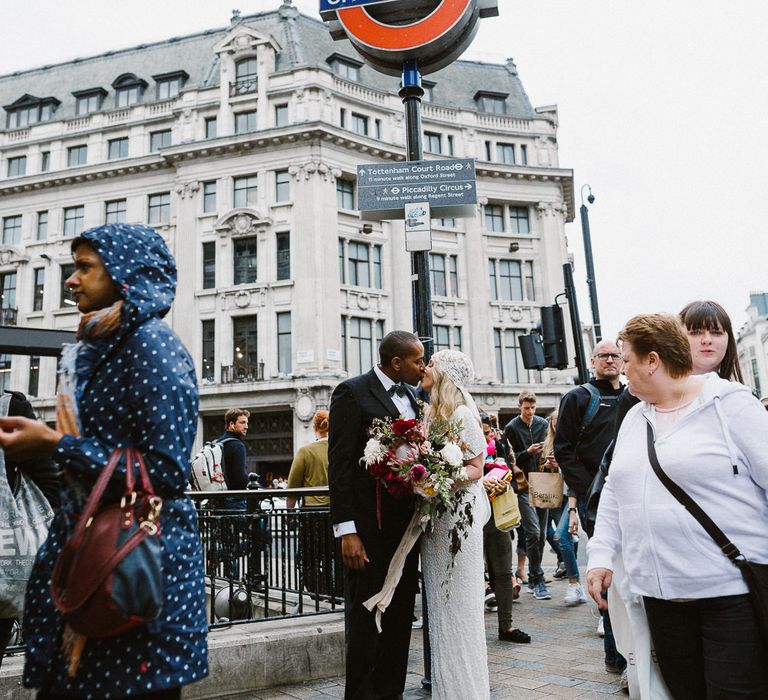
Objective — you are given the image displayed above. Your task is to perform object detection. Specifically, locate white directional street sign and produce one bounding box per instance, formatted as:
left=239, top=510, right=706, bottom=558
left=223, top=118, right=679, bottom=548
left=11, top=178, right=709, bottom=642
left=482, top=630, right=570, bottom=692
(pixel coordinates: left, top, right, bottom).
left=357, top=158, right=477, bottom=220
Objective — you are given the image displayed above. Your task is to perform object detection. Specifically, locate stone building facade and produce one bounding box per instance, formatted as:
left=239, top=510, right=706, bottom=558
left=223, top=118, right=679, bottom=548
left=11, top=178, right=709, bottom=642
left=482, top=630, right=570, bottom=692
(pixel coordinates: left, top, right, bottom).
left=737, top=292, right=768, bottom=400
left=0, top=4, right=575, bottom=480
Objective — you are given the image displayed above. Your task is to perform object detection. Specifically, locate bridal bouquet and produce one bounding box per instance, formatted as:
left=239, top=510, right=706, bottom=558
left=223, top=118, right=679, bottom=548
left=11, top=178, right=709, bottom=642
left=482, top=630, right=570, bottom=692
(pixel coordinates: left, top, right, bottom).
left=363, top=415, right=473, bottom=563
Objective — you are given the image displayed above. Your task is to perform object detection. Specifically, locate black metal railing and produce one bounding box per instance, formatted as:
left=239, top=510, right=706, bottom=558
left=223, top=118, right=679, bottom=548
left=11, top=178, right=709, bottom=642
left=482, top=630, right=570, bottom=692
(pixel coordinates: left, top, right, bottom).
left=230, top=78, right=257, bottom=97
left=2, top=487, right=342, bottom=658
left=191, top=488, right=343, bottom=628
left=220, top=362, right=265, bottom=383
left=0, top=306, right=18, bottom=325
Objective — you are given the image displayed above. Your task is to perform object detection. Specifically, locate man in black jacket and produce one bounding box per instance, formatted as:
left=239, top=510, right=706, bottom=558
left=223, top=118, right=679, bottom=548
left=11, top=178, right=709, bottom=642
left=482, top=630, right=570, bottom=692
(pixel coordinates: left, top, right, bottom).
left=329, top=330, right=425, bottom=700
left=554, top=339, right=625, bottom=675
left=555, top=341, right=623, bottom=508
left=216, top=408, right=250, bottom=509
left=504, top=391, right=551, bottom=599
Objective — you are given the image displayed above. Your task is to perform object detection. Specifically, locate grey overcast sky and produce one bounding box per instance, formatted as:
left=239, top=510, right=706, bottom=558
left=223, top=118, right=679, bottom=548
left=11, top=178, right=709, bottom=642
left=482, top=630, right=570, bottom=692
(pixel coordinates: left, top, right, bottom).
left=2, top=1, right=766, bottom=338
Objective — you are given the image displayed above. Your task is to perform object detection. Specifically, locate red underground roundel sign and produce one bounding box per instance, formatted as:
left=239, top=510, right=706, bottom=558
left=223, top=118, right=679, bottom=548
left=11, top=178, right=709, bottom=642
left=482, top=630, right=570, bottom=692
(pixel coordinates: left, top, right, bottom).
left=322, top=0, right=499, bottom=76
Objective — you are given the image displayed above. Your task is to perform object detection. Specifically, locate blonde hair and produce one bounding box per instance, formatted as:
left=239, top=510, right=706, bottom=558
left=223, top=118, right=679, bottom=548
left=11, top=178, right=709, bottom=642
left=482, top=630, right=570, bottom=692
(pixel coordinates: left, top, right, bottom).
left=540, top=409, right=558, bottom=466
left=427, top=360, right=466, bottom=423
left=313, top=410, right=329, bottom=436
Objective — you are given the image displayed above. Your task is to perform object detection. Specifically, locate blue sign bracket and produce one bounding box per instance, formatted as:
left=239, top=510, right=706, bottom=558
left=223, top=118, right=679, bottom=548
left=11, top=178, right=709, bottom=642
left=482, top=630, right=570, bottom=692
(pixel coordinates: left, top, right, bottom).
left=319, top=0, right=398, bottom=21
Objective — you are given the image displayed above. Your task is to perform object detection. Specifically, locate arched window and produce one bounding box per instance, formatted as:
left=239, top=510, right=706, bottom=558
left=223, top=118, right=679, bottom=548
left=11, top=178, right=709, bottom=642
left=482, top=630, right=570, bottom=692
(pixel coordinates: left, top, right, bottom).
left=111, top=74, right=148, bottom=108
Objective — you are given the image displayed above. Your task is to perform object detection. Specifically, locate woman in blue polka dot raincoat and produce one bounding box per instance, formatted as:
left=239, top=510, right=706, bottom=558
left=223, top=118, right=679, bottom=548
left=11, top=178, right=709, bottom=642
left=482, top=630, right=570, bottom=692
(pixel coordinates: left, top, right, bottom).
left=0, top=224, right=208, bottom=699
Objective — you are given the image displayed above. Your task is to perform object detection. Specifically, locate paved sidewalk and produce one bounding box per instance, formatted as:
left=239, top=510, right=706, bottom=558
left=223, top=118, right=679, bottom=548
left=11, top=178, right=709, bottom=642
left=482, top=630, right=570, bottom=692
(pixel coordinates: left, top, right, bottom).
left=239, top=571, right=626, bottom=699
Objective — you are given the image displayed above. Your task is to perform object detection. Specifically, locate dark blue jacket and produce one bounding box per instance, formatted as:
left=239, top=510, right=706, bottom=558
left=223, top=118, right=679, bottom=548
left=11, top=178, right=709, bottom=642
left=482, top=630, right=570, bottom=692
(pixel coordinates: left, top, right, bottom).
left=23, top=224, right=208, bottom=695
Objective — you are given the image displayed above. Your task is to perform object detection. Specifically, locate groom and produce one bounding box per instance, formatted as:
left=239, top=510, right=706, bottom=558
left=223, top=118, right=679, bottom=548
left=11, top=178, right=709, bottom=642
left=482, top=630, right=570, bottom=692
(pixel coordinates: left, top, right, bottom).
left=329, top=330, right=426, bottom=700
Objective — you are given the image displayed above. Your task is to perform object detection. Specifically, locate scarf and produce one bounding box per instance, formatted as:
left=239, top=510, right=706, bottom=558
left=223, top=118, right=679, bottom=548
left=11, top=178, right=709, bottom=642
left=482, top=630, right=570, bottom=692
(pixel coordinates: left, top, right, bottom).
left=55, top=300, right=122, bottom=677
left=55, top=301, right=123, bottom=439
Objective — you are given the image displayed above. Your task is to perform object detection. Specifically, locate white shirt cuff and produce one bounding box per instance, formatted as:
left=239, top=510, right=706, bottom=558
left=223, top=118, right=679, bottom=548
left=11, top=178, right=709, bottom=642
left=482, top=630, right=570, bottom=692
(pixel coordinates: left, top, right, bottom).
left=333, top=520, right=357, bottom=537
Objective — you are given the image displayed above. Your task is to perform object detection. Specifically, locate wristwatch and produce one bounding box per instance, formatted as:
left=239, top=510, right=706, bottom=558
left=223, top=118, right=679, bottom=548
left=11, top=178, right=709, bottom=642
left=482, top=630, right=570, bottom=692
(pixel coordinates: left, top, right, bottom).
left=568, top=507, right=577, bottom=513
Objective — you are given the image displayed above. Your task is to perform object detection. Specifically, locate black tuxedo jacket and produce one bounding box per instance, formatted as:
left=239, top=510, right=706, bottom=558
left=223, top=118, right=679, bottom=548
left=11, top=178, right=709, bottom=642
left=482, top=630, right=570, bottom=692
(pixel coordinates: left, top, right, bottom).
left=328, top=369, right=419, bottom=545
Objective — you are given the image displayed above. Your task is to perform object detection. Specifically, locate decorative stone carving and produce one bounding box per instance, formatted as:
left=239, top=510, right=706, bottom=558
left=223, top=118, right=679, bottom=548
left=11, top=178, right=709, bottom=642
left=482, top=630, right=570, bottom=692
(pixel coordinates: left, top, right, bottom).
left=173, top=180, right=200, bottom=199
left=0, top=246, right=28, bottom=266
left=291, top=160, right=341, bottom=181
left=433, top=302, right=446, bottom=318
left=357, top=293, right=370, bottom=310
left=234, top=290, right=251, bottom=308
left=536, top=201, right=553, bottom=218
left=295, top=390, right=316, bottom=423
left=215, top=209, right=273, bottom=237
left=509, top=306, right=523, bottom=322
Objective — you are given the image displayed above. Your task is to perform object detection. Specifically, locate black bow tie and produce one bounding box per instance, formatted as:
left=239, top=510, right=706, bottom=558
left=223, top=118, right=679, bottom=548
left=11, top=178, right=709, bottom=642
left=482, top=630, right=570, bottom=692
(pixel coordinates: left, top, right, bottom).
left=388, top=383, right=407, bottom=398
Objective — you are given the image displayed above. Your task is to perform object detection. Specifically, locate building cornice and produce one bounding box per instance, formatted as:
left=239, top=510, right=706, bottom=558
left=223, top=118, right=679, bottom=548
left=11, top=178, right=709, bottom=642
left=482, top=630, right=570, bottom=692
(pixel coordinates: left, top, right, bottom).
left=0, top=122, right=574, bottom=219
left=0, top=156, right=173, bottom=197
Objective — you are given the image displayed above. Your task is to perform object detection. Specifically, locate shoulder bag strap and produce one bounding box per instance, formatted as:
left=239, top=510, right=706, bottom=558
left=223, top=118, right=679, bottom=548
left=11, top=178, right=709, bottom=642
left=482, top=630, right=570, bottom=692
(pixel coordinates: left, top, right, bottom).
left=646, top=422, right=742, bottom=563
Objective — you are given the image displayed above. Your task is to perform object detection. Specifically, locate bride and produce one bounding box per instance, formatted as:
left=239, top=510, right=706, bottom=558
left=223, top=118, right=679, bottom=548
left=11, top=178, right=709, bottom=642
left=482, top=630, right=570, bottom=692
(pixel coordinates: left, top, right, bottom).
left=420, top=350, right=491, bottom=699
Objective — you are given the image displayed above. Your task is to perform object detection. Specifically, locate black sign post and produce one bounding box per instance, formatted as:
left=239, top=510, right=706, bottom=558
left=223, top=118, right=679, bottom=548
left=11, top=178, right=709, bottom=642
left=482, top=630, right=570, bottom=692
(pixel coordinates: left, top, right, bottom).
left=399, top=61, right=433, bottom=359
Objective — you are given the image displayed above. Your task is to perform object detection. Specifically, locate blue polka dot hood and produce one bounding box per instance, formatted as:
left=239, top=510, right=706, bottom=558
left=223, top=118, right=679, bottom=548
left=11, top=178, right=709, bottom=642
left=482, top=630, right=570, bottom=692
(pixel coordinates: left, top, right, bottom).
left=77, top=223, right=176, bottom=323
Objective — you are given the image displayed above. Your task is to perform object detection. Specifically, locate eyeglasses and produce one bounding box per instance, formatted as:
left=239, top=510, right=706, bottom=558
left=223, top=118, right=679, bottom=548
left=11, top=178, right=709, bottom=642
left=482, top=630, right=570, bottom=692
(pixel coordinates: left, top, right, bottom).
left=594, top=352, right=621, bottom=361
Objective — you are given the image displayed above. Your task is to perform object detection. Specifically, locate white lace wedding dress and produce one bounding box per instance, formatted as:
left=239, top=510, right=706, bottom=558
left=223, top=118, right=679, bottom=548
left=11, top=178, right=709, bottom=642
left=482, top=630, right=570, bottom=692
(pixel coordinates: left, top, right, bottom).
left=421, top=404, right=491, bottom=700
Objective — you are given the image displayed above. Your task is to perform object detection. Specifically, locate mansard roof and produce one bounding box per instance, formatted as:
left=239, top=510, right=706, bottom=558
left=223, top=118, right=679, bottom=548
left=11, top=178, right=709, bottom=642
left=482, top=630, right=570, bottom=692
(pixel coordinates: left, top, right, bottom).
left=0, top=5, right=537, bottom=123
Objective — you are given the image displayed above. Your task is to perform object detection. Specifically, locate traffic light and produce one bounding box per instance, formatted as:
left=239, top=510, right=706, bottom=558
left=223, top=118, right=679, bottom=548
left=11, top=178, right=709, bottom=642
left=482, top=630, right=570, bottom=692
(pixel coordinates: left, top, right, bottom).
left=519, top=331, right=545, bottom=370
left=540, top=304, right=569, bottom=369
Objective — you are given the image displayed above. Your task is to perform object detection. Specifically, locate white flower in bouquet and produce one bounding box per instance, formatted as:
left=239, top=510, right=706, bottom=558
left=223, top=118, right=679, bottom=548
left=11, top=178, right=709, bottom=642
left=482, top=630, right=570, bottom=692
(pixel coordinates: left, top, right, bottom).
left=457, top=466, right=468, bottom=481
left=363, top=437, right=386, bottom=465
left=439, top=442, right=463, bottom=468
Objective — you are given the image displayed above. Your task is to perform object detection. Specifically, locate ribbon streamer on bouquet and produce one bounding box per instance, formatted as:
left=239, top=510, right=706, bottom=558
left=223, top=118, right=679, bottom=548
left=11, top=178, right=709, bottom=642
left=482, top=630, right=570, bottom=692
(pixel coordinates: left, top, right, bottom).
left=363, top=511, right=421, bottom=632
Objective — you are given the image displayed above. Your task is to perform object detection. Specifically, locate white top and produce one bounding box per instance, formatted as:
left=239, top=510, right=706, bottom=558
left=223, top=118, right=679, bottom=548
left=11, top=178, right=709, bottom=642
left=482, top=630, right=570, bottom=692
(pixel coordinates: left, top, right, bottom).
left=587, top=373, right=768, bottom=600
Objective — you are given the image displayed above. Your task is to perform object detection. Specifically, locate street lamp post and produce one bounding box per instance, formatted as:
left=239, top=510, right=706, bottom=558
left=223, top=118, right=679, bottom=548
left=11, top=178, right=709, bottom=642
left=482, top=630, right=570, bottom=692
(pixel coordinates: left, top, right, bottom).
left=579, top=184, right=602, bottom=343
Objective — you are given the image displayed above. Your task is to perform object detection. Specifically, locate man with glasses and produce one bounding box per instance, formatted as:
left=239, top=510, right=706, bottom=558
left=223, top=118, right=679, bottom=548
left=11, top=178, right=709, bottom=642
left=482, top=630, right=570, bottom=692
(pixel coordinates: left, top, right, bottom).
left=554, top=339, right=626, bottom=678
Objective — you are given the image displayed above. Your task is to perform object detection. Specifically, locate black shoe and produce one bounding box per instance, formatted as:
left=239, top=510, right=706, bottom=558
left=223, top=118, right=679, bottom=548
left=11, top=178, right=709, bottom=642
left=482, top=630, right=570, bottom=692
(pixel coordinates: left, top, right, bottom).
left=498, top=628, right=531, bottom=643
left=553, top=561, right=568, bottom=579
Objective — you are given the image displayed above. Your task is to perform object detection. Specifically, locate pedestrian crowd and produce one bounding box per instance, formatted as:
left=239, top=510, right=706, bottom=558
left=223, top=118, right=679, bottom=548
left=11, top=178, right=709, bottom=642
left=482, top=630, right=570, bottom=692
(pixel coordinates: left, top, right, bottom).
left=0, top=221, right=766, bottom=700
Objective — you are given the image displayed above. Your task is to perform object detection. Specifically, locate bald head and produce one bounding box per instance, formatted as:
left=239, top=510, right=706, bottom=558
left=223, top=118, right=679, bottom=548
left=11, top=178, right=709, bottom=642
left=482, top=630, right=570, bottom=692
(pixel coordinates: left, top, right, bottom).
left=591, top=339, right=622, bottom=385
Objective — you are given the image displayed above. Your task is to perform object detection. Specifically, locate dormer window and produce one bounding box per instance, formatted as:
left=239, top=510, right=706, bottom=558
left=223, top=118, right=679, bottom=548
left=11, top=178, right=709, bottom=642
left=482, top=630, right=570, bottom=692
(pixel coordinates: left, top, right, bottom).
left=232, top=58, right=258, bottom=96
left=327, top=53, right=363, bottom=82
left=73, top=88, right=107, bottom=116
left=474, top=90, right=508, bottom=115
left=422, top=81, right=435, bottom=103
left=153, top=71, right=188, bottom=100
left=4, top=94, right=60, bottom=129
left=112, top=74, right=147, bottom=108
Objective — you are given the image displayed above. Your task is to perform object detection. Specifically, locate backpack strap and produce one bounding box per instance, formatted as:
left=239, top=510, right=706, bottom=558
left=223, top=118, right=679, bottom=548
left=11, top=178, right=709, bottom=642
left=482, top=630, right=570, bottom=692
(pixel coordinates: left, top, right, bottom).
left=578, top=383, right=602, bottom=441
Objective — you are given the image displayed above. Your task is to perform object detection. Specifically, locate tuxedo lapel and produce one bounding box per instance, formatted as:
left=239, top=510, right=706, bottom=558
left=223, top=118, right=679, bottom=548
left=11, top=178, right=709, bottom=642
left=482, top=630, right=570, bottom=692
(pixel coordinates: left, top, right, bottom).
left=366, top=369, right=401, bottom=418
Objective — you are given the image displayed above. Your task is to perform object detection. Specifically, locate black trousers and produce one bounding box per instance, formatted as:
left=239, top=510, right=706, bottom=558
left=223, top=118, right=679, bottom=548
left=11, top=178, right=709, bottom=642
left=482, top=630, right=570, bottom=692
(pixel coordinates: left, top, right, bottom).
left=644, top=593, right=768, bottom=699
left=343, top=537, right=419, bottom=700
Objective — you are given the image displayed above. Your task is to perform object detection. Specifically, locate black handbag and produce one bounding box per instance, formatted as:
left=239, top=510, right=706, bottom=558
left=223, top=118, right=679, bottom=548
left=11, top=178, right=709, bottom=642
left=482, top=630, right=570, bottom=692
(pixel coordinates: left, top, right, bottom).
left=646, top=423, right=768, bottom=651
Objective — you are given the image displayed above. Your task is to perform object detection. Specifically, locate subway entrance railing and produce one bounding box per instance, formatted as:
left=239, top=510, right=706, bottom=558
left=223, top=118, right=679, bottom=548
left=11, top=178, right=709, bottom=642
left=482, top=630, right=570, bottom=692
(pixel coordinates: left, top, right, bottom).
left=2, top=487, right=343, bottom=659
left=192, top=487, right=343, bottom=628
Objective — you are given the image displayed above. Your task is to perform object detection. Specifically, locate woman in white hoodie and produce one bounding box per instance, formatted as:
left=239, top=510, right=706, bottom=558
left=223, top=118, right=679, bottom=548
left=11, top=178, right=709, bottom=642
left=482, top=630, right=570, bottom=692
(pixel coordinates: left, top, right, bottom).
left=587, top=313, right=768, bottom=699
